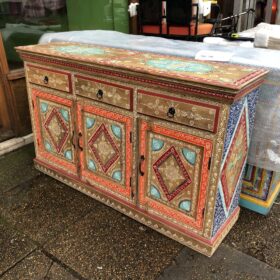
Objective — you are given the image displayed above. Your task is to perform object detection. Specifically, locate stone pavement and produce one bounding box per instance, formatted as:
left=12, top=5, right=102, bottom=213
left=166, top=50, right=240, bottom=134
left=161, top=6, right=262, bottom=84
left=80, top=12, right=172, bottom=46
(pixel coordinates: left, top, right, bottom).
left=0, top=144, right=280, bottom=280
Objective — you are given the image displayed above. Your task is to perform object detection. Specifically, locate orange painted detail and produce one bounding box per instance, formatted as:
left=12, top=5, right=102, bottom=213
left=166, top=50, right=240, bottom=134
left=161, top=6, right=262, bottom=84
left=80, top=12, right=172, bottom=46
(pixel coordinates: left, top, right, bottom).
left=139, top=120, right=212, bottom=230
left=221, top=110, right=248, bottom=209
left=77, top=103, right=133, bottom=200
left=32, top=88, right=77, bottom=175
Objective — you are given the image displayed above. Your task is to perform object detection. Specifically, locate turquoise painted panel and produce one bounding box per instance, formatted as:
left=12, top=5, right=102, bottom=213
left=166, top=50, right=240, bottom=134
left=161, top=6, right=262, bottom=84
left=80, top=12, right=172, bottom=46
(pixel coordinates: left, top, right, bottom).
left=40, top=102, right=48, bottom=113
left=182, top=148, right=196, bottom=165
left=60, top=109, right=69, bottom=122
left=179, top=200, right=191, bottom=212
left=150, top=185, right=161, bottom=199
left=45, top=141, right=52, bottom=152
left=112, top=170, right=122, bottom=181
left=64, top=150, right=73, bottom=161
left=152, top=138, right=164, bottom=151
left=88, top=159, right=97, bottom=171
left=54, top=46, right=105, bottom=56
left=239, top=198, right=271, bottom=215
left=86, top=117, right=95, bottom=129
left=147, top=59, right=213, bottom=73
left=111, top=125, right=122, bottom=139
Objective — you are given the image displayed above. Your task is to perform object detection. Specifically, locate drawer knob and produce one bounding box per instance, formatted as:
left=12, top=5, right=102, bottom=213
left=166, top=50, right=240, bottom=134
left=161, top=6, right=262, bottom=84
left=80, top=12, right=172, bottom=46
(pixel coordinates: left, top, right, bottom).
left=96, top=89, right=104, bottom=99
left=167, top=107, right=176, bottom=118
left=43, top=76, right=49, bottom=84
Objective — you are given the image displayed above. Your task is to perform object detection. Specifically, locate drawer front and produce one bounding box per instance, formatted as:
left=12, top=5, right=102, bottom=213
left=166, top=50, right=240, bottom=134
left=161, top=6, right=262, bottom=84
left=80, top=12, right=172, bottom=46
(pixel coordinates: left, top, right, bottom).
left=137, top=90, right=220, bottom=133
left=26, top=65, right=71, bottom=93
left=75, top=75, right=133, bottom=110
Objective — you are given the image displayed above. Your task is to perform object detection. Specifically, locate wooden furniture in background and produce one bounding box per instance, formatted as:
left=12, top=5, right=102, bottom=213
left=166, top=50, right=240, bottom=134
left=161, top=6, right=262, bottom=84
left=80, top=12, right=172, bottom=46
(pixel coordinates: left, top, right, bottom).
left=17, top=42, right=267, bottom=256
left=137, top=0, right=213, bottom=39
left=0, top=32, right=31, bottom=140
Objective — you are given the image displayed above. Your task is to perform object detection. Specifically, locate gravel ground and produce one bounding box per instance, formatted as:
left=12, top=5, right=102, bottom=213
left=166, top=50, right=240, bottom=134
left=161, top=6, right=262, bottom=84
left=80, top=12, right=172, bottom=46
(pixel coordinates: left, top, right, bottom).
left=225, top=196, right=280, bottom=269
left=0, top=144, right=280, bottom=279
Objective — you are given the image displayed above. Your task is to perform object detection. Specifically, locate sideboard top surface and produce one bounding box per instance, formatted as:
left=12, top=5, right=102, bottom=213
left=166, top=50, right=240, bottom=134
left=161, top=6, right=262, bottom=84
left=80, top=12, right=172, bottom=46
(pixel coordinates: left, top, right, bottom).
left=16, top=42, right=268, bottom=94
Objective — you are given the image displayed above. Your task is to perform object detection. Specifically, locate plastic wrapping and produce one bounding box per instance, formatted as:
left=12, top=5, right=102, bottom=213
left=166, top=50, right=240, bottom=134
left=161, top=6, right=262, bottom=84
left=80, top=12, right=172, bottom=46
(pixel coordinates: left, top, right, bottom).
left=39, top=30, right=280, bottom=172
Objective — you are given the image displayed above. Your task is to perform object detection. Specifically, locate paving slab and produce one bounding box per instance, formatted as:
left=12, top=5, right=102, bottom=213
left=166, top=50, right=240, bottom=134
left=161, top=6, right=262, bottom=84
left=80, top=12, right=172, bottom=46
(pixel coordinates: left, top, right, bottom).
left=44, top=208, right=183, bottom=280
left=225, top=202, right=280, bottom=270
left=0, top=220, right=36, bottom=276
left=0, top=175, right=99, bottom=244
left=0, top=250, right=79, bottom=280
left=45, top=263, right=79, bottom=280
left=158, top=244, right=280, bottom=280
left=0, top=250, right=51, bottom=280
left=0, top=144, right=39, bottom=193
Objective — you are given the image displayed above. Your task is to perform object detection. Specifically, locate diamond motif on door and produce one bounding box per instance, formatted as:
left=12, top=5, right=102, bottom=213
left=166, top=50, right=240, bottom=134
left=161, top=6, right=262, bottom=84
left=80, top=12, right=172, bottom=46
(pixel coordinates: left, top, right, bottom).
left=221, top=110, right=248, bottom=210
left=44, top=108, right=69, bottom=153
left=139, top=121, right=212, bottom=230
left=153, top=146, right=192, bottom=201
left=88, top=124, right=120, bottom=173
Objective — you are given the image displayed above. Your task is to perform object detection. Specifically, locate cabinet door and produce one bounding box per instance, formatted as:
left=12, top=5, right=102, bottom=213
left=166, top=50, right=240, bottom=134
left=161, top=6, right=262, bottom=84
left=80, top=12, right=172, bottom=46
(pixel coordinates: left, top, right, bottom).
left=31, top=88, right=77, bottom=175
left=139, top=120, right=212, bottom=231
left=77, top=103, right=133, bottom=201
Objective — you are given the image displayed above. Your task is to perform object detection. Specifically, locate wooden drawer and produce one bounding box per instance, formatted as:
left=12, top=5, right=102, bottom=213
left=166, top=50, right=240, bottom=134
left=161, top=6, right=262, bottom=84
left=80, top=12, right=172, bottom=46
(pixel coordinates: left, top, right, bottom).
left=26, top=65, right=71, bottom=93
left=137, top=90, right=220, bottom=133
left=75, top=75, right=133, bottom=110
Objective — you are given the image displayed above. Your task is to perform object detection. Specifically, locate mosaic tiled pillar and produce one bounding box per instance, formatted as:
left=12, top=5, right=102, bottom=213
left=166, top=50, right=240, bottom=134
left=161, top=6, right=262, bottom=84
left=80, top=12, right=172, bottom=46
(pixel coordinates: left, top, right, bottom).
left=240, top=165, right=280, bottom=215
left=212, top=90, right=258, bottom=236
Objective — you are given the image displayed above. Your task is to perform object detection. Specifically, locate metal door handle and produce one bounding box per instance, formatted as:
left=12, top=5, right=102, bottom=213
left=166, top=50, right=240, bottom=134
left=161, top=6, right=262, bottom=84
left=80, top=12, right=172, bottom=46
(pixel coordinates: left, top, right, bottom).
left=71, top=130, right=76, bottom=148
left=139, top=155, right=145, bottom=176
left=78, top=132, right=83, bottom=151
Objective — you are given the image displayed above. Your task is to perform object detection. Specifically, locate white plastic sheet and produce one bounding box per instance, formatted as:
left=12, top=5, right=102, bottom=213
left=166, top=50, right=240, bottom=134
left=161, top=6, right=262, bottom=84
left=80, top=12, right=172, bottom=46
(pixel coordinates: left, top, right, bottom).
left=39, top=30, right=280, bottom=172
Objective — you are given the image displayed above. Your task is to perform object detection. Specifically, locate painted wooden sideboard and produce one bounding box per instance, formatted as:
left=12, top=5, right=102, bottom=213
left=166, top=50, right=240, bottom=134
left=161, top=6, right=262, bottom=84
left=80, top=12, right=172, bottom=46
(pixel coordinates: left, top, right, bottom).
left=17, top=43, right=267, bottom=256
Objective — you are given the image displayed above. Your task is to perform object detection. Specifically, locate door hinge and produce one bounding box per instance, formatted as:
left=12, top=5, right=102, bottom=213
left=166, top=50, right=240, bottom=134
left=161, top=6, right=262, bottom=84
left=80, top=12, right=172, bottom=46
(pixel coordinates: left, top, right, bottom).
left=208, top=157, right=212, bottom=170
left=32, top=100, right=35, bottom=109
left=130, top=132, right=133, bottom=143
left=130, top=177, right=132, bottom=187
left=202, top=208, right=205, bottom=217
left=37, top=138, right=40, bottom=146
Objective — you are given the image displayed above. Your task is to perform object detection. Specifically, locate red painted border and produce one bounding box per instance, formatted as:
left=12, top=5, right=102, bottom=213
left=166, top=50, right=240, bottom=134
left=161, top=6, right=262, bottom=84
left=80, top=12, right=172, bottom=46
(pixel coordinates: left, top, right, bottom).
left=32, top=88, right=77, bottom=174
left=153, top=146, right=192, bottom=201
left=27, top=63, right=73, bottom=93
left=138, top=120, right=213, bottom=231
left=88, top=124, right=120, bottom=173
left=138, top=89, right=220, bottom=133
left=75, top=74, right=134, bottom=111
left=77, top=103, right=133, bottom=200
left=44, top=107, right=69, bottom=153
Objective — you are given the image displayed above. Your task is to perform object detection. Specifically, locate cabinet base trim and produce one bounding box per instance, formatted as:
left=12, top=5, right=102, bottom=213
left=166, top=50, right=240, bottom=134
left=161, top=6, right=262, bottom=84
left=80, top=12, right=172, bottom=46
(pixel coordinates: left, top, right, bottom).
left=34, top=159, right=239, bottom=257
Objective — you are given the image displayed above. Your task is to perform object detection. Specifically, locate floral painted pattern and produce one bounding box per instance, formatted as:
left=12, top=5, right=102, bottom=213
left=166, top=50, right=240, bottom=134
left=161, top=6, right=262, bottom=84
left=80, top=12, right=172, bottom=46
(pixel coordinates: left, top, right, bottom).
left=54, top=45, right=105, bottom=55
left=18, top=42, right=267, bottom=90
left=147, top=59, right=213, bottom=74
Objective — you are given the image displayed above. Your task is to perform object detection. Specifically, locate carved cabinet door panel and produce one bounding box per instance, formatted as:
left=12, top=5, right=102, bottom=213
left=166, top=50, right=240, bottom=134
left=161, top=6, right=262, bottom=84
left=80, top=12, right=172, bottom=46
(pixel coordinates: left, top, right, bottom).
left=138, top=119, right=212, bottom=232
left=31, top=88, right=77, bottom=176
left=77, top=103, right=133, bottom=202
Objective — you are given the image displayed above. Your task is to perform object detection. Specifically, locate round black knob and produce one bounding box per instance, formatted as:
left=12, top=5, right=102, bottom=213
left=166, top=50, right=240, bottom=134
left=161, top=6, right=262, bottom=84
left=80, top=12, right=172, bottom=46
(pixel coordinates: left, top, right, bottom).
left=96, top=89, right=103, bottom=99
left=167, top=107, right=176, bottom=118
left=43, top=76, right=49, bottom=84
